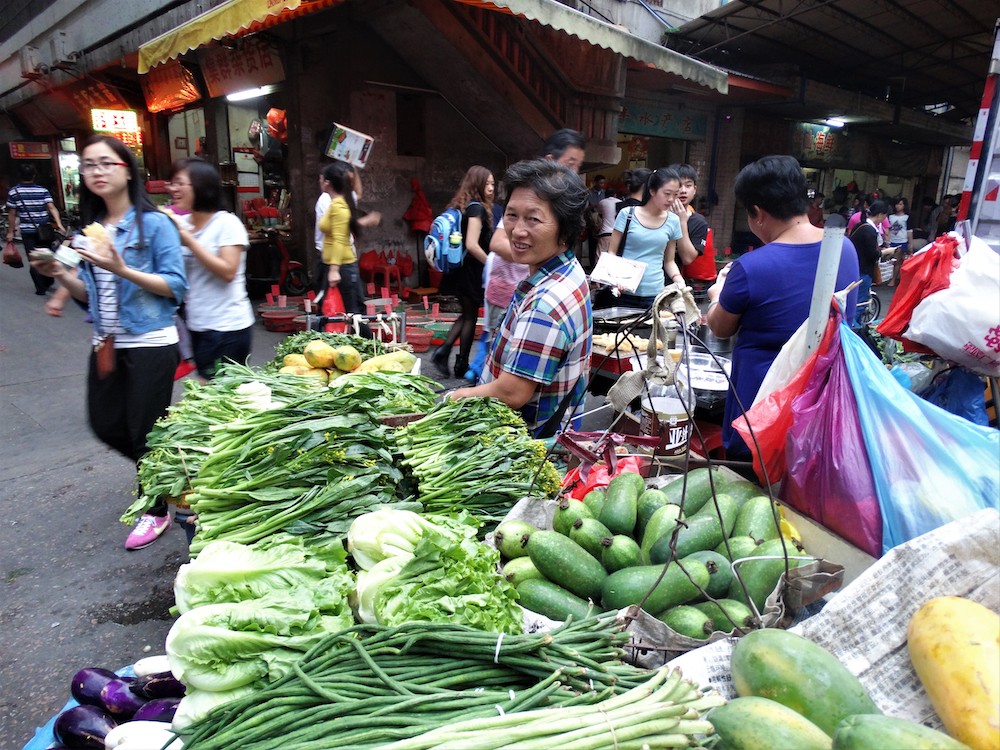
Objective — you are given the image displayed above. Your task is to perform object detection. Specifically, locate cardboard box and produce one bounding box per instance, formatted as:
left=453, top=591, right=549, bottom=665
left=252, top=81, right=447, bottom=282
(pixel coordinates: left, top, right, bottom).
left=325, top=122, right=375, bottom=168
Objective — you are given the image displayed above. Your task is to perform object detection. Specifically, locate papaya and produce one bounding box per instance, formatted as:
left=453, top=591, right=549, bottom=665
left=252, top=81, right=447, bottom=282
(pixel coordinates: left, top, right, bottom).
left=832, top=714, right=973, bottom=750
left=730, top=628, right=882, bottom=736
left=709, top=696, right=832, bottom=750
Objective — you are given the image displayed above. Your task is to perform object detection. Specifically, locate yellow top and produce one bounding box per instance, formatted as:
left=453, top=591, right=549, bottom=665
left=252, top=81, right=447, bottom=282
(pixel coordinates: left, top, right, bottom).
left=319, top=195, right=354, bottom=265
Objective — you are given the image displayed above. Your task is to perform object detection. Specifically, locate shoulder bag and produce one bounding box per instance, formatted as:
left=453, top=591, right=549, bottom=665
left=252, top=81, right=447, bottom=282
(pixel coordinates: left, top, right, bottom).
left=12, top=187, right=56, bottom=247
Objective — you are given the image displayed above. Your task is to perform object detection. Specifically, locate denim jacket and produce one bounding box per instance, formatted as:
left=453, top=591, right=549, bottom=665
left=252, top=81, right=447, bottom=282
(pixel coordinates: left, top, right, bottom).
left=78, top=208, right=187, bottom=335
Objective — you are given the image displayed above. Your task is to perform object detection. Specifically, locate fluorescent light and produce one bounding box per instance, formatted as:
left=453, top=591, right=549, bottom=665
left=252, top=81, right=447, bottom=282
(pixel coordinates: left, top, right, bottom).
left=226, top=84, right=278, bottom=102
left=825, top=118, right=846, bottom=128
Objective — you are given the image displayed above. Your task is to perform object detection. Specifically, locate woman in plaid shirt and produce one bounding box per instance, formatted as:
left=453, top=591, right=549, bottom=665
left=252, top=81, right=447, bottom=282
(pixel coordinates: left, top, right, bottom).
left=451, top=159, right=592, bottom=437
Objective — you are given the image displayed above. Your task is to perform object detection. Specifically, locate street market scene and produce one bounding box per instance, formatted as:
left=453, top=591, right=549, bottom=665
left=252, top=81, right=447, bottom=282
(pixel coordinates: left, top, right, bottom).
left=1, top=1, right=999, bottom=748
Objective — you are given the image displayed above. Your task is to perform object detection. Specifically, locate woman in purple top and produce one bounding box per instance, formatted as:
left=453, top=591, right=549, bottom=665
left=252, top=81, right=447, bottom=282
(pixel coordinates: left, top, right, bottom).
left=706, top=155, right=859, bottom=459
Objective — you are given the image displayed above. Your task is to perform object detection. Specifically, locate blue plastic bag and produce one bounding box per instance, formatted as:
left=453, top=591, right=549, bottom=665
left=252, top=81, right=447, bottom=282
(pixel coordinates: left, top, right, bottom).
left=841, top=322, right=1000, bottom=554
left=921, top=368, right=989, bottom=426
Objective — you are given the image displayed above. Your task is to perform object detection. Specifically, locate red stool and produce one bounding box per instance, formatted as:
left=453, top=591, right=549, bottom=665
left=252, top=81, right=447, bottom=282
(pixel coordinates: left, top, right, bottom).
left=691, top=421, right=725, bottom=458
left=371, top=263, right=403, bottom=294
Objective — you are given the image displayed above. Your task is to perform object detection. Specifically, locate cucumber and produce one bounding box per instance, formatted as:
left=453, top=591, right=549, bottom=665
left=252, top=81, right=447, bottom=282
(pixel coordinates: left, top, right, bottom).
left=731, top=629, right=882, bottom=736
left=569, top=517, right=613, bottom=559
left=516, top=578, right=595, bottom=622
left=649, top=493, right=738, bottom=563
left=659, top=604, right=714, bottom=640
left=682, top=550, right=733, bottom=599
left=639, top=504, right=682, bottom=564
left=526, top=530, right=606, bottom=601
left=635, top=488, right=669, bottom=537
left=728, top=538, right=816, bottom=612
left=600, top=535, right=641, bottom=572
left=732, top=495, right=781, bottom=543
left=600, top=560, right=709, bottom=612
left=832, top=714, right=970, bottom=750
left=552, top=497, right=593, bottom=536
left=708, top=696, right=833, bottom=750
left=502, top=556, right=544, bottom=587
left=715, top=535, right=761, bottom=561
left=662, top=466, right=726, bottom=515
left=719, top=478, right=766, bottom=509
left=494, top=519, right=537, bottom=559
left=581, top=489, right=606, bottom=518
left=598, top=471, right=644, bottom=535
left=691, top=598, right=755, bottom=632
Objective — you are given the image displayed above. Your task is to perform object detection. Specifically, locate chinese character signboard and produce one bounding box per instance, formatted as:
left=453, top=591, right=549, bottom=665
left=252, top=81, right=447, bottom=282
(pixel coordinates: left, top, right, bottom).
left=91, top=109, right=140, bottom=133
left=10, top=142, right=52, bottom=159
left=619, top=101, right=707, bottom=141
left=794, top=123, right=848, bottom=163
left=200, top=37, right=285, bottom=99
left=142, top=59, right=201, bottom=113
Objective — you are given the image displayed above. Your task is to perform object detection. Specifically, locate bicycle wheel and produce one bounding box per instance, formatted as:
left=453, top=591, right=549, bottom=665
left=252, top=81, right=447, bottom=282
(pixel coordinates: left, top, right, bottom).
left=283, top=266, right=309, bottom=296
left=869, top=292, right=881, bottom=322
left=857, top=294, right=879, bottom=326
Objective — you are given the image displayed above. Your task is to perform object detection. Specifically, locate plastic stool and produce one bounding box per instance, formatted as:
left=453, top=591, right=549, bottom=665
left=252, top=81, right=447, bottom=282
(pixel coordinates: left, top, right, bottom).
left=691, top=421, right=724, bottom=458
left=372, top=263, right=403, bottom=294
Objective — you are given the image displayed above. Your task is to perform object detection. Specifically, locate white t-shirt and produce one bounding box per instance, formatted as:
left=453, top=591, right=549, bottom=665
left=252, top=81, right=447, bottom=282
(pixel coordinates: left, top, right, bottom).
left=598, top=196, right=619, bottom=234
left=182, top=212, right=254, bottom=332
left=314, top=192, right=331, bottom=253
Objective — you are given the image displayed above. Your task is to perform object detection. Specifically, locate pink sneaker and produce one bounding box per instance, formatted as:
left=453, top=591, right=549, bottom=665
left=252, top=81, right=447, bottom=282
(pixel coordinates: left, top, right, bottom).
left=125, top=514, right=172, bottom=550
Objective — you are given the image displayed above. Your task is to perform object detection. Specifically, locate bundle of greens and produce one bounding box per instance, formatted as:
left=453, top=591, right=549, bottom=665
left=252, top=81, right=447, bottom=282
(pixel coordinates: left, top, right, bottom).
left=177, top=617, right=724, bottom=750
left=266, top=330, right=388, bottom=371
left=328, top=371, right=438, bottom=415
left=186, top=388, right=418, bottom=555
left=349, top=509, right=520, bottom=634
left=394, top=398, right=563, bottom=520
left=123, top=363, right=325, bottom=524
left=168, top=535, right=356, bottom=728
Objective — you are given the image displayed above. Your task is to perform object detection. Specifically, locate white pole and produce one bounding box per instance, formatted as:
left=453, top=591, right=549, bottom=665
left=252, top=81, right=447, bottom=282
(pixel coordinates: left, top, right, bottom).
left=806, top=213, right=846, bottom=354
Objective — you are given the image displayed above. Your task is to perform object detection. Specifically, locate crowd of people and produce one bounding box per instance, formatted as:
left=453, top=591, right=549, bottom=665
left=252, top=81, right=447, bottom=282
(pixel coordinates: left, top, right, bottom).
left=12, top=126, right=953, bottom=549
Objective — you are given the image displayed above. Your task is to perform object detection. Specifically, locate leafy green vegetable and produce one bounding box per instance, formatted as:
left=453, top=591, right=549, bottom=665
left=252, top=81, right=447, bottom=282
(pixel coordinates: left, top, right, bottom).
left=347, top=508, right=476, bottom=570
left=394, top=398, right=563, bottom=520
left=328, top=371, right=439, bottom=415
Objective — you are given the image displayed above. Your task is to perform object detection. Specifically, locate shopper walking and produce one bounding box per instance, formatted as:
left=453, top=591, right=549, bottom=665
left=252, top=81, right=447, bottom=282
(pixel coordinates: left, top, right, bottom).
left=6, top=163, right=66, bottom=296
left=30, top=135, right=187, bottom=550
left=165, top=157, right=253, bottom=380
left=431, top=165, right=495, bottom=379
left=319, top=161, right=371, bottom=335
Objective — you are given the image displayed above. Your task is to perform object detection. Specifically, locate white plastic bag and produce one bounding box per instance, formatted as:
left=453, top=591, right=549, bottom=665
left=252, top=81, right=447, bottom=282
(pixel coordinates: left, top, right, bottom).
left=907, top=236, right=1000, bottom=376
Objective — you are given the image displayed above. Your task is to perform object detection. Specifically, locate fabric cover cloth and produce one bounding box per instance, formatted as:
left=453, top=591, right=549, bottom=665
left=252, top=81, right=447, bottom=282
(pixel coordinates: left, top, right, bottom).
left=402, top=177, right=433, bottom=233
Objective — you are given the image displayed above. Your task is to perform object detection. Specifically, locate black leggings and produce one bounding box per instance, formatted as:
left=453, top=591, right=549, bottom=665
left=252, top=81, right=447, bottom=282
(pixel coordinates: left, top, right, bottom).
left=443, top=295, right=479, bottom=360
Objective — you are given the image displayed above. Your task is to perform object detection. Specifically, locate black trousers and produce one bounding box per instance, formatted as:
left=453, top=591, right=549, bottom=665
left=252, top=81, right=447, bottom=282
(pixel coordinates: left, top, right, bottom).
left=20, top=230, right=55, bottom=294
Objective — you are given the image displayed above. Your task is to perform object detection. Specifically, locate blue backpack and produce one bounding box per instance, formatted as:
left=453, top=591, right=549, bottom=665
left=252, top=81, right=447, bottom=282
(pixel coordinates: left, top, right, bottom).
left=423, top=201, right=480, bottom=273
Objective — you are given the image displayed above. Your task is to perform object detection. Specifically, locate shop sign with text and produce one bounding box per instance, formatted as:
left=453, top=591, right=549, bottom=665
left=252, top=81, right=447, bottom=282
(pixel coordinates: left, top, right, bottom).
left=619, top=101, right=706, bottom=141
left=200, top=38, right=285, bottom=99
left=9, top=142, right=52, bottom=159
left=794, top=123, right=848, bottom=163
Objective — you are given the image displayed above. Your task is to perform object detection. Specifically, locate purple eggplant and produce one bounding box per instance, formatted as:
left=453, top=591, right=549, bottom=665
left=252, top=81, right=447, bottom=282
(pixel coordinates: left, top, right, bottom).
left=53, top=704, right=116, bottom=749
left=70, top=667, right=118, bottom=708
left=99, top=677, right=148, bottom=719
left=132, top=696, right=181, bottom=722
left=129, top=670, right=186, bottom=700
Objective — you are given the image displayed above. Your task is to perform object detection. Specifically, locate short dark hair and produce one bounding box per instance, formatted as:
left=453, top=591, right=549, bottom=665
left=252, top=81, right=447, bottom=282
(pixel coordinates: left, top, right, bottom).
left=733, top=155, right=810, bottom=221
left=17, top=163, right=37, bottom=182
left=641, top=167, right=681, bottom=204
left=503, top=158, right=587, bottom=247
left=669, top=163, right=699, bottom=184
left=171, top=157, right=223, bottom=213
left=893, top=196, right=909, bottom=212
left=868, top=199, right=890, bottom=217
left=622, top=168, right=651, bottom=195
left=541, top=128, right=586, bottom=160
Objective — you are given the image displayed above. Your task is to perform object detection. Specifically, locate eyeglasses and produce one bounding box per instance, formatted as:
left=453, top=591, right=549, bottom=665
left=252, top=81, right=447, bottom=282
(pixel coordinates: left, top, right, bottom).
left=80, top=161, right=128, bottom=175
left=166, top=181, right=192, bottom=188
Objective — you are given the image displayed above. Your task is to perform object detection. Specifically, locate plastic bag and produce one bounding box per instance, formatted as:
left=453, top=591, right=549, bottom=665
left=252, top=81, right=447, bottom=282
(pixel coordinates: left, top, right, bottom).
left=321, top=285, right=347, bottom=333
left=876, top=234, right=959, bottom=349
left=733, top=311, right=838, bottom=485
left=781, top=331, right=882, bottom=557
left=841, top=321, right=1000, bottom=554
left=906, top=236, right=1000, bottom=376
left=922, top=368, right=989, bottom=426
left=561, top=454, right=646, bottom=500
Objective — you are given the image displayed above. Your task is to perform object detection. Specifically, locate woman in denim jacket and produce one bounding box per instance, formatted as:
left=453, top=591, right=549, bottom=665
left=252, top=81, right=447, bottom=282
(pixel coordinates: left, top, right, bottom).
left=32, top=135, right=187, bottom=550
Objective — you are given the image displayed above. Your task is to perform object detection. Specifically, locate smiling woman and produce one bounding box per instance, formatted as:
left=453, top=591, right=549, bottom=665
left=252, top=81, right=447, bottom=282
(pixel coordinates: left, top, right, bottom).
left=450, top=159, right=593, bottom=437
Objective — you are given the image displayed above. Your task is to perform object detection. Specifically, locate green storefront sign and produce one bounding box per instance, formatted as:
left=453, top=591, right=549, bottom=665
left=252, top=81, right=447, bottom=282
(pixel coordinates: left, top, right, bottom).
left=620, top=101, right=707, bottom=140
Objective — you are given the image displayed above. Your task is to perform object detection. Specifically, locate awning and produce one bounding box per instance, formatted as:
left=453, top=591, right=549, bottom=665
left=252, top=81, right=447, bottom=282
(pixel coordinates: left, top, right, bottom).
left=138, top=0, right=343, bottom=74
left=457, top=0, right=728, bottom=94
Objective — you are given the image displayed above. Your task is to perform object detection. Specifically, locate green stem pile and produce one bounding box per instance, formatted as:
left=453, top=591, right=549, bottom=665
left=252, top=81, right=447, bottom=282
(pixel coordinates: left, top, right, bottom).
left=177, top=616, right=719, bottom=750
left=395, top=398, right=562, bottom=520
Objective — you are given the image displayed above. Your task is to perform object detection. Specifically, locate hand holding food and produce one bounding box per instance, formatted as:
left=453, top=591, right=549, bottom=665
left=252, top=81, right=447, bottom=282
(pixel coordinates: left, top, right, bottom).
left=77, top=222, right=126, bottom=275
left=81, top=222, right=112, bottom=257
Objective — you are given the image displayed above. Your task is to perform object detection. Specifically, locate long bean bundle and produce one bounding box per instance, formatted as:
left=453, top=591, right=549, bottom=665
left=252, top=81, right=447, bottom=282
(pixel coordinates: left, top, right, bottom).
left=123, top=363, right=325, bottom=524
left=176, top=616, right=722, bottom=750
left=395, top=398, right=563, bottom=520
left=187, top=388, right=417, bottom=555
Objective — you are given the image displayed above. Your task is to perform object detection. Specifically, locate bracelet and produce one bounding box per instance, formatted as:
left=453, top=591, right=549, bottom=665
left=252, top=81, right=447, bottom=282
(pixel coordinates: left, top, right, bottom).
left=707, top=299, right=720, bottom=310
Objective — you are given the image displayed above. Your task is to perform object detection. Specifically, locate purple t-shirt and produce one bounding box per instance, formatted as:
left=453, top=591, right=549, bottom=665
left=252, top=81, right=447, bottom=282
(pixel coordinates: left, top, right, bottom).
left=718, top=237, right=859, bottom=456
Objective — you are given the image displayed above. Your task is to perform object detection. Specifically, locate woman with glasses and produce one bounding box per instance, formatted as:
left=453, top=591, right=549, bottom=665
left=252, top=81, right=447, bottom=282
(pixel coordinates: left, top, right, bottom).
left=165, top=157, right=253, bottom=380
left=31, top=135, right=187, bottom=551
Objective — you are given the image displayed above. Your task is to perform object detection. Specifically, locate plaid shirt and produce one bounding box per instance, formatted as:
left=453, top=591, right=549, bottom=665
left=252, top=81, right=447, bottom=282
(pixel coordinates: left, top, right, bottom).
left=484, top=250, right=592, bottom=435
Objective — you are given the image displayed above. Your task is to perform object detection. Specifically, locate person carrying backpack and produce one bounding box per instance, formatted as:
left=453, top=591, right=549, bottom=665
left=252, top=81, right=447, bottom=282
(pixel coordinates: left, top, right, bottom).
left=431, top=166, right=495, bottom=379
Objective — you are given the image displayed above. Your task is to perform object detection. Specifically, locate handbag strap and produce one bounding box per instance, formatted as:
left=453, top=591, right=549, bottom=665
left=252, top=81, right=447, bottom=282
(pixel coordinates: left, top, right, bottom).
left=619, top=207, right=635, bottom=254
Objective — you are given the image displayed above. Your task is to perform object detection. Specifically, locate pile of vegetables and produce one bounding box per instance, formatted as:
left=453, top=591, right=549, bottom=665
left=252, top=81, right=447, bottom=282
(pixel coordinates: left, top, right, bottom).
left=175, top=616, right=724, bottom=749
left=168, top=534, right=356, bottom=728
left=496, top=467, right=813, bottom=636
left=348, top=509, right=521, bottom=634
left=266, top=330, right=388, bottom=371
left=396, top=397, right=563, bottom=519
left=327, top=370, right=438, bottom=415
left=187, top=387, right=419, bottom=555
